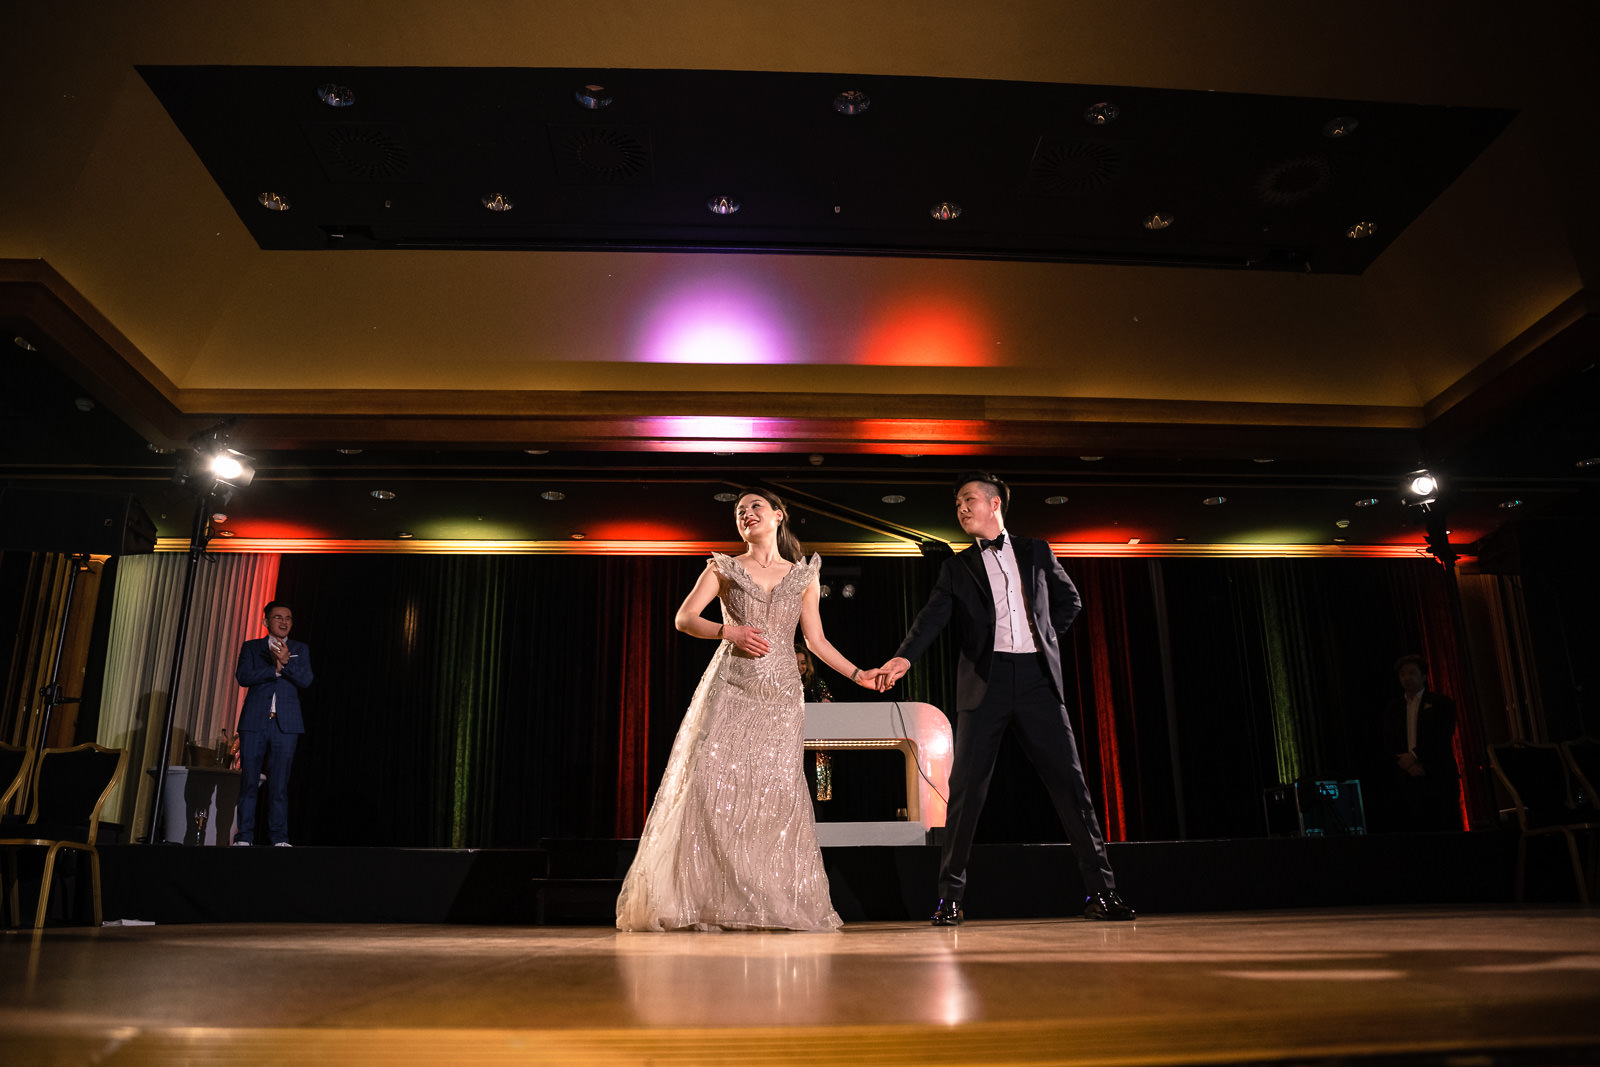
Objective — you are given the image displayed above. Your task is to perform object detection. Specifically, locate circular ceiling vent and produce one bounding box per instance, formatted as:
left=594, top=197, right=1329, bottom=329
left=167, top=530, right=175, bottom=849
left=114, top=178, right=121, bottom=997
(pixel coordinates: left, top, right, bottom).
left=307, top=123, right=413, bottom=182
left=1255, top=156, right=1331, bottom=206
left=562, top=127, right=650, bottom=182
left=1024, top=136, right=1128, bottom=197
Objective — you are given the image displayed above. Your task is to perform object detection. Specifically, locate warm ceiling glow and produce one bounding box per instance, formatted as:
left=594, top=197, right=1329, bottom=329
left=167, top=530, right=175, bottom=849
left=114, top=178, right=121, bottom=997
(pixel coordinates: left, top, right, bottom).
left=225, top=519, right=329, bottom=540
left=585, top=520, right=697, bottom=541
left=857, top=299, right=995, bottom=367
left=636, top=276, right=796, bottom=364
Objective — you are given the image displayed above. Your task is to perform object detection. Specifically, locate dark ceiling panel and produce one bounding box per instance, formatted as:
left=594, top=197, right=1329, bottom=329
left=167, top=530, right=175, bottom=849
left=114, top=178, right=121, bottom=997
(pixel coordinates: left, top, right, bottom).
left=136, top=66, right=1514, bottom=274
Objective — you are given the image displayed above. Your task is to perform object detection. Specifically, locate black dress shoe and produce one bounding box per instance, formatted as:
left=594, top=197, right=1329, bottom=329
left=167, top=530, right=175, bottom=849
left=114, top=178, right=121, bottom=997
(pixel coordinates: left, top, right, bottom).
left=1083, top=890, right=1136, bottom=921
left=929, top=899, right=964, bottom=926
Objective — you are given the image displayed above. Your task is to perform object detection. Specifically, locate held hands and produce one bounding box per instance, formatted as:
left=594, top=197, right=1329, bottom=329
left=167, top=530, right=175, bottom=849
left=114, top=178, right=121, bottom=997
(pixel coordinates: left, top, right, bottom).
left=874, top=657, right=911, bottom=692
left=725, top=624, right=771, bottom=657
left=852, top=667, right=885, bottom=690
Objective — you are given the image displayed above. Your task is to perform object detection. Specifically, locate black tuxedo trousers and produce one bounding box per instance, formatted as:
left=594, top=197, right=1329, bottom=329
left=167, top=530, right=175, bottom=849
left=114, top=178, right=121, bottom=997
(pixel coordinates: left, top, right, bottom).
left=940, top=650, right=1115, bottom=901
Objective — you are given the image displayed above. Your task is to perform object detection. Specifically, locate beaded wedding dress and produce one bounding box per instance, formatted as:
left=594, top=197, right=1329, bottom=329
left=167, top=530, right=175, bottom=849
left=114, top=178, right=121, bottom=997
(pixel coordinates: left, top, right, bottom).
left=616, top=553, right=842, bottom=932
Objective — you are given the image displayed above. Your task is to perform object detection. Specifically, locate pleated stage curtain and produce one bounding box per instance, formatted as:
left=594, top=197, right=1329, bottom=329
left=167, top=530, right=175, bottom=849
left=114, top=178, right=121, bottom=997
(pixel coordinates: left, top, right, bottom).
left=94, top=552, right=281, bottom=838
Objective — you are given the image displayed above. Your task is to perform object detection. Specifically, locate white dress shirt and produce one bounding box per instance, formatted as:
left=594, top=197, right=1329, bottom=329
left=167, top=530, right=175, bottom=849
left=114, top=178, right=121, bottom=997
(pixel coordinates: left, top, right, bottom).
left=979, top=534, right=1038, bottom=654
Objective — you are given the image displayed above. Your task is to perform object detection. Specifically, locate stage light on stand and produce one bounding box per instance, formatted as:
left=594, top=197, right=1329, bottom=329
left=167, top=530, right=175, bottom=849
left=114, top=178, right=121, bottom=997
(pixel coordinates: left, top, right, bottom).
left=1400, top=469, right=1440, bottom=508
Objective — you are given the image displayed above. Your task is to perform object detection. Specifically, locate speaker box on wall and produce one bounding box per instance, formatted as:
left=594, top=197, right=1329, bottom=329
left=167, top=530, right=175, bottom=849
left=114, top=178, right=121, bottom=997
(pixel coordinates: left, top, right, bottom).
left=0, top=487, right=158, bottom=555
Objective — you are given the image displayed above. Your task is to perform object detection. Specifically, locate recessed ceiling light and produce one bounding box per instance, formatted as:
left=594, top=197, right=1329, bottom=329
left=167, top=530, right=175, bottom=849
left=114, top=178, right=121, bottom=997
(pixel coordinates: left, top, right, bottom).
left=482, top=193, right=514, bottom=212
left=13, top=336, right=37, bottom=351
left=1142, top=212, right=1174, bottom=230
left=211, top=513, right=227, bottom=523
left=833, top=90, right=870, bottom=115
left=1322, top=116, right=1358, bottom=138
left=541, top=490, right=566, bottom=501
left=146, top=442, right=175, bottom=454
left=713, top=492, right=739, bottom=503
left=74, top=396, right=94, bottom=412
left=396, top=531, right=414, bottom=539
left=881, top=494, right=906, bottom=504
left=1203, top=496, right=1227, bottom=506
left=316, top=83, right=355, bottom=108
left=1498, top=499, right=1523, bottom=509
left=929, top=202, right=962, bottom=221
left=900, top=453, right=922, bottom=458
left=574, top=84, right=613, bottom=109
left=336, top=448, right=363, bottom=455
left=712, top=451, right=735, bottom=456
left=1333, top=537, right=1347, bottom=543
left=215, top=529, right=236, bottom=538
left=523, top=449, right=550, bottom=455
left=1253, top=458, right=1275, bottom=464
left=1578, top=458, right=1600, bottom=469
left=707, top=195, right=740, bottom=215
left=1083, top=102, right=1120, bottom=125
left=570, top=532, right=586, bottom=540
left=257, top=192, right=290, bottom=212
left=1045, top=496, right=1069, bottom=505
left=1174, top=537, right=1186, bottom=542
left=1346, top=221, right=1377, bottom=239
left=1354, top=497, right=1379, bottom=507
left=1335, top=519, right=1351, bottom=528
left=370, top=489, right=396, bottom=500
left=1079, top=455, right=1104, bottom=462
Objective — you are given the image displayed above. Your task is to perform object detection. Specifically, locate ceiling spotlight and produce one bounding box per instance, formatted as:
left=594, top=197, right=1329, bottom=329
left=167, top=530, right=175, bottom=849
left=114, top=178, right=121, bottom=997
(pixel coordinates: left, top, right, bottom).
left=929, top=202, right=962, bottom=221
left=541, top=490, right=566, bottom=501
left=523, top=449, right=550, bottom=455
left=74, top=397, right=95, bottom=412
left=881, top=494, right=906, bottom=504
left=713, top=492, right=739, bottom=503
left=809, top=454, right=825, bottom=466
left=1346, top=220, right=1377, bottom=239
left=1203, top=496, right=1227, bottom=506
left=370, top=489, right=396, bottom=500
left=336, top=448, right=364, bottom=455
left=1142, top=212, right=1174, bottom=230
left=1253, top=458, right=1275, bottom=464
left=833, top=90, right=870, bottom=115
left=1578, top=458, right=1600, bottom=469
left=1333, top=537, right=1347, bottom=543
left=1322, top=116, right=1358, bottom=138
left=13, top=336, right=37, bottom=351
left=316, top=83, right=356, bottom=108
left=570, top=532, right=586, bottom=540
left=207, top=449, right=255, bottom=488
left=1079, top=456, right=1104, bottom=462
left=1354, top=497, right=1379, bottom=507
left=215, top=529, right=237, bottom=538
left=707, top=195, right=741, bottom=215
left=396, top=531, right=414, bottom=539
left=1045, top=496, right=1069, bottom=505
left=1335, top=519, right=1351, bottom=528
left=211, top=513, right=227, bottom=523
left=1084, top=101, right=1120, bottom=125
left=1498, top=499, right=1523, bottom=509
left=574, top=84, right=613, bottom=109
left=257, top=192, right=290, bottom=212
left=819, top=583, right=832, bottom=599
left=482, top=193, right=514, bottom=212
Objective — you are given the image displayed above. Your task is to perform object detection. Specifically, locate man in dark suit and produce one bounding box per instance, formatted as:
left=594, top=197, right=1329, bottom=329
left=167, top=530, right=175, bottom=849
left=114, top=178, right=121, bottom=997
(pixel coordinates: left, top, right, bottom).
left=1382, top=653, right=1460, bottom=832
left=879, top=472, right=1133, bottom=924
left=233, top=600, right=313, bottom=846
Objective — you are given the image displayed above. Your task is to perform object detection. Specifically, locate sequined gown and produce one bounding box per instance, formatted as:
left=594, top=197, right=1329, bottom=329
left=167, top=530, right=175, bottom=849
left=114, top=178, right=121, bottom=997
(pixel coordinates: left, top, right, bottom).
left=616, top=553, right=842, bottom=932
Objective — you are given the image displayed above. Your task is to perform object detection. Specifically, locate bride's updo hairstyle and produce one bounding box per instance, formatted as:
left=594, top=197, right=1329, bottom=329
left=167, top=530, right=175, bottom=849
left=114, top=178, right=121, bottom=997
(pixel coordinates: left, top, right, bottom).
left=736, top=488, right=805, bottom=564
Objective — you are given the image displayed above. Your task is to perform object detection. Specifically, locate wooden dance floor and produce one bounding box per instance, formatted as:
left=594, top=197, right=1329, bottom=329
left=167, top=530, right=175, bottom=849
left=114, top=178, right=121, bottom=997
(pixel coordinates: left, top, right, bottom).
left=2, top=907, right=1597, bottom=1065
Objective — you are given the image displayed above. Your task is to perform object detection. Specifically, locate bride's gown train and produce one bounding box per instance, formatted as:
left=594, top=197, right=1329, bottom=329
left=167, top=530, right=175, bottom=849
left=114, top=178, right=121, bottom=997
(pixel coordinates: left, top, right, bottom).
left=615, top=552, right=842, bottom=932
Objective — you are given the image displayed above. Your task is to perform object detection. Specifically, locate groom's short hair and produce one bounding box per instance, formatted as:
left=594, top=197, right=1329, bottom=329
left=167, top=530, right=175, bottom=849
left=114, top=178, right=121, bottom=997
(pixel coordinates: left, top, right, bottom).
left=953, top=470, right=1009, bottom=515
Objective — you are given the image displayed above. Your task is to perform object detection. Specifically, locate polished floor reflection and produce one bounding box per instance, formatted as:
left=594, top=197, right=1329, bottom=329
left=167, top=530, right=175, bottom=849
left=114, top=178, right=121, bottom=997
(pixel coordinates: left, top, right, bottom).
left=1, top=907, right=1598, bottom=1064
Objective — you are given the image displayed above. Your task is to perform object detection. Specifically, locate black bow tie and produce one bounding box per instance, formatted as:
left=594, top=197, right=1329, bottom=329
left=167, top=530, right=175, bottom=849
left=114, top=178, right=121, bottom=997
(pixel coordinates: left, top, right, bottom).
left=980, top=534, right=1006, bottom=552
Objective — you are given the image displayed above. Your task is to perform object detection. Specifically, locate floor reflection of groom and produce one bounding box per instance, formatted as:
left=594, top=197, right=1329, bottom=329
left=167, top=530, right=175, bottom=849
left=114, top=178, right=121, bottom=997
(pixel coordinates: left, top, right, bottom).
left=879, top=471, right=1135, bottom=926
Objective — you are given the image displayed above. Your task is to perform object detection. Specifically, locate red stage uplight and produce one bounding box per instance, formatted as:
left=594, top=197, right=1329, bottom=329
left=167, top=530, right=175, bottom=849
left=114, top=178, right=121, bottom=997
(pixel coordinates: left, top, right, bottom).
left=225, top=520, right=330, bottom=540
left=585, top=520, right=696, bottom=541
left=858, top=300, right=996, bottom=367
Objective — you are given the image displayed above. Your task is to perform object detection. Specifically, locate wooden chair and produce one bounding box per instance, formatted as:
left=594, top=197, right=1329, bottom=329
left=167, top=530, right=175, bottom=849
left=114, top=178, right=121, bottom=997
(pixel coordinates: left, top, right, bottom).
left=1488, top=741, right=1599, bottom=906
left=0, top=743, right=128, bottom=928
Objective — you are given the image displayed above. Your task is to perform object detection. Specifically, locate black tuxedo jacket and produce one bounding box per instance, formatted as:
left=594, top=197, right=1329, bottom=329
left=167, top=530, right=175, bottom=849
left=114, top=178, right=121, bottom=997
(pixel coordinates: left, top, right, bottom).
left=1382, top=689, right=1460, bottom=780
left=894, top=535, right=1082, bottom=713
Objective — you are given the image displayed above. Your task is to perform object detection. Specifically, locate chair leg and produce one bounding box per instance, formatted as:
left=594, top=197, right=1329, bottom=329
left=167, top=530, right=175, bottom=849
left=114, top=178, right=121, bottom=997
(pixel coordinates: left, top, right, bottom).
left=89, top=848, right=102, bottom=927
left=1515, top=835, right=1528, bottom=902
left=1564, top=830, right=1592, bottom=908
left=1, top=850, right=16, bottom=928
left=34, top=844, right=62, bottom=930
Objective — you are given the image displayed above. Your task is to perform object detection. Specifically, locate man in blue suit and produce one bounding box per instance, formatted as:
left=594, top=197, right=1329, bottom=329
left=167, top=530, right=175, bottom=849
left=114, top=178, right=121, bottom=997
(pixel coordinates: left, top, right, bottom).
left=880, top=472, right=1133, bottom=925
left=233, top=600, right=312, bottom=846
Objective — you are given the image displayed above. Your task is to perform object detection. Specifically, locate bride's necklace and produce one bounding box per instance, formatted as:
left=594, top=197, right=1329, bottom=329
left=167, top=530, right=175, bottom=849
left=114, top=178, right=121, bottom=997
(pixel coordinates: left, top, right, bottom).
left=744, top=554, right=784, bottom=569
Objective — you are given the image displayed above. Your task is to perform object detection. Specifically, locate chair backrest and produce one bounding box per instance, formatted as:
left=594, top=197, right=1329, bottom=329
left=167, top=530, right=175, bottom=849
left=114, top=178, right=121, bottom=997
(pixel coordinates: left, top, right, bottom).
left=1563, top=738, right=1600, bottom=811
left=0, top=742, right=28, bottom=811
left=28, top=743, right=128, bottom=843
left=1489, top=742, right=1576, bottom=830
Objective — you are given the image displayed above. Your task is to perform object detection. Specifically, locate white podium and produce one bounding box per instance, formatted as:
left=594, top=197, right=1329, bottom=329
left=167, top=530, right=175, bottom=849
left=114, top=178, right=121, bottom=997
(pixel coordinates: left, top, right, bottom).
left=803, top=701, right=952, bottom=846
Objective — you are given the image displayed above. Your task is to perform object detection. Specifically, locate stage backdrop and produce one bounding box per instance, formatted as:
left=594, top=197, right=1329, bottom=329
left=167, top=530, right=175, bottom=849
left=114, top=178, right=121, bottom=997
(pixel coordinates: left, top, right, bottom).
left=87, top=550, right=1478, bottom=848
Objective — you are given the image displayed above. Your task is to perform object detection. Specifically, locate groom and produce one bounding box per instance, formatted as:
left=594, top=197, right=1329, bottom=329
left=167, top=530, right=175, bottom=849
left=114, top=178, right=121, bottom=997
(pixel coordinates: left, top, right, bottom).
left=879, top=472, right=1134, bottom=924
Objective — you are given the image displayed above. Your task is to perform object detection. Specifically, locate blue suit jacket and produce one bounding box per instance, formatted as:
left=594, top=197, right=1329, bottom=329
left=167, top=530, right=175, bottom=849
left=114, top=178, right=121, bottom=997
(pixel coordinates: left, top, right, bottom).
left=235, top=637, right=313, bottom=734
left=894, top=535, right=1082, bottom=713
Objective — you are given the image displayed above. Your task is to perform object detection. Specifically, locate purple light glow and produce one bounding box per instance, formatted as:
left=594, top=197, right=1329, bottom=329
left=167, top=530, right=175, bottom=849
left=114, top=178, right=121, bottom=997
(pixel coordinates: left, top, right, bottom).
left=636, top=278, right=797, bottom=364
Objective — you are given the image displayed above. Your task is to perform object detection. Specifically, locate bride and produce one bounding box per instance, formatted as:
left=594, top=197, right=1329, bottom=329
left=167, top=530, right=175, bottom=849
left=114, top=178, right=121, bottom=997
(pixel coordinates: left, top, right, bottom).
left=615, top=488, right=882, bottom=931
